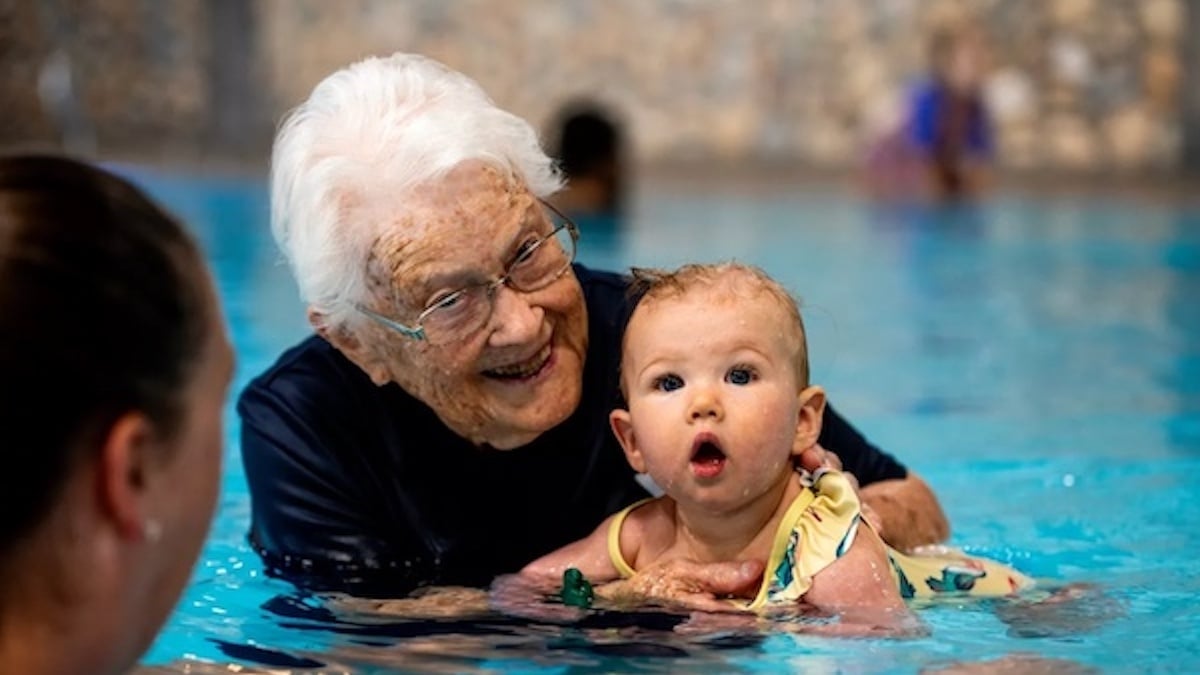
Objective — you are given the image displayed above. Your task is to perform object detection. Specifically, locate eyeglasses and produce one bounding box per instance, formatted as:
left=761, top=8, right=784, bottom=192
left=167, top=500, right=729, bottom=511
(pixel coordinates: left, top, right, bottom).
left=356, top=200, right=579, bottom=345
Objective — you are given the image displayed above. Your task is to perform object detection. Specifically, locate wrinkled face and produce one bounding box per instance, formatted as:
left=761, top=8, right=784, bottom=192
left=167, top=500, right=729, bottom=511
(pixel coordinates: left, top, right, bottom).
left=142, top=276, right=232, bottom=646
left=351, top=162, right=588, bottom=449
left=615, top=287, right=804, bottom=512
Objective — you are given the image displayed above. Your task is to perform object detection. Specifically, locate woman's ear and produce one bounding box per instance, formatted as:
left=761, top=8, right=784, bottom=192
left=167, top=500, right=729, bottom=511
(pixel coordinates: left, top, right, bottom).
left=610, top=408, right=646, bottom=474
left=793, top=385, right=827, bottom=456
left=97, top=412, right=156, bottom=541
left=309, top=307, right=391, bottom=385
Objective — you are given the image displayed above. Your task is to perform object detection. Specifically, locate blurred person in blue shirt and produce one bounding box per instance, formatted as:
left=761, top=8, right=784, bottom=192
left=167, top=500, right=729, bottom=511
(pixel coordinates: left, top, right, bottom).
left=866, top=26, right=994, bottom=203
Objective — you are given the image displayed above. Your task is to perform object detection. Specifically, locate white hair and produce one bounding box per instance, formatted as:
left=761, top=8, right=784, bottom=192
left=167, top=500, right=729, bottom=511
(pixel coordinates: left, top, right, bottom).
left=270, top=52, right=563, bottom=331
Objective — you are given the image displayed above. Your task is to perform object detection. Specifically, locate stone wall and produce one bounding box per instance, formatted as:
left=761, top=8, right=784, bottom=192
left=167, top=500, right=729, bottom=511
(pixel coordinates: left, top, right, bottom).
left=0, top=0, right=216, bottom=158
left=1, top=0, right=1193, bottom=171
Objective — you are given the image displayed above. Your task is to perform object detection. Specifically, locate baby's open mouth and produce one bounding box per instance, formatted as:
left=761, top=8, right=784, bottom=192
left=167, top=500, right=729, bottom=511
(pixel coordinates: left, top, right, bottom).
left=483, top=343, right=552, bottom=380
left=690, top=432, right=727, bottom=478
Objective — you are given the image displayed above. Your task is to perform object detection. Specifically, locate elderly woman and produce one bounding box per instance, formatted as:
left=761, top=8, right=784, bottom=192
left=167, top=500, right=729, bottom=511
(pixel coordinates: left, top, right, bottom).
left=240, top=52, right=948, bottom=601
left=0, top=156, right=233, bottom=674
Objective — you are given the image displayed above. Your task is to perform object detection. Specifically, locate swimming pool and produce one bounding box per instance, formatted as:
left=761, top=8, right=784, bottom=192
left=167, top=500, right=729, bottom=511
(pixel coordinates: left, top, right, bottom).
left=130, top=167, right=1200, bottom=672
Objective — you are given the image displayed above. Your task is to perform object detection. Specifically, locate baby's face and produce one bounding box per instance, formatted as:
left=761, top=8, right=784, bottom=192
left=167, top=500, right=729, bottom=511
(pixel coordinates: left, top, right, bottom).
left=615, top=286, right=805, bottom=512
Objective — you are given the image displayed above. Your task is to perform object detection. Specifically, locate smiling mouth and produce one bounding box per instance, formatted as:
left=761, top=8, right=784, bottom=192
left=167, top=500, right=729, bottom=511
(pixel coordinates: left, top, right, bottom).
left=483, top=343, right=553, bottom=381
left=690, top=433, right=727, bottom=478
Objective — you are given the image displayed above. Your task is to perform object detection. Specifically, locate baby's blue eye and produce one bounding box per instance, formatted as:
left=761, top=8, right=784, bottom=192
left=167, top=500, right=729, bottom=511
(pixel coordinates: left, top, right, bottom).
left=654, top=374, right=684, bottom=392
left=727, top=367, right=755, bottom=385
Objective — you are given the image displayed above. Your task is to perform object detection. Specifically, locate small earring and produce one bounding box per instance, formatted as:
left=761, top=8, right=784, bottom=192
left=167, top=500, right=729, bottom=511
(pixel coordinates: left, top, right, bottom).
left=143, top=519, right=163, bottom=543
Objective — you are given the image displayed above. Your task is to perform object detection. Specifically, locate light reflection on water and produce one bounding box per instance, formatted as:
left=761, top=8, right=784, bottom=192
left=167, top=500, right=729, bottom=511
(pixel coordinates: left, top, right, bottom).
left=128, top=167, right=1199, bottom=672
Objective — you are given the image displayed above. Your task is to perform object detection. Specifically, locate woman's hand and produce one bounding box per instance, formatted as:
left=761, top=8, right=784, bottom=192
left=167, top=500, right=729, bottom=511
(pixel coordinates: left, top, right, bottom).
left=595, top=558, right=764, bottom=613
left=796, top=442, right=841, bottom=474
left=327, top=586, right=491, bottom=620
left=796, top=444, right=883, bottom=534
left=796, top=441, right=949, bottom=552
left=489, top=573, right=590, bottom=623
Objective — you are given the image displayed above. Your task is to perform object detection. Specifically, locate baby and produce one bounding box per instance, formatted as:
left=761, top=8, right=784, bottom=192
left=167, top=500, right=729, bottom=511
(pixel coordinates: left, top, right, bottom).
left=523, top=262, right=1032, bottom=628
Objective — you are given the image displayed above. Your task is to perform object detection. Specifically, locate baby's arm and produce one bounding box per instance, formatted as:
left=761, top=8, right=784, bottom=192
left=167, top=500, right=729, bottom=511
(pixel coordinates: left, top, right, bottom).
left=492, top=516, right=623, bottom=622
left=796, top=532, right=925, bottom=637
left=797, top=469, right=921, bottom=635
left=803, top=524, right=910, bottom=620
left=520, top=513, right=623, bottom=583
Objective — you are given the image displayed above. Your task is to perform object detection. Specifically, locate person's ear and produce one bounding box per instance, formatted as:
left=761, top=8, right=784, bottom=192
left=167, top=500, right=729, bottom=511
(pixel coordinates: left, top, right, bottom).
left=792, top=385, right=827, bottom=456
left=610, top=408, right=646, bottom=474
left=98, top=412, right=157, bottom=542
left=309, top=307, right=391, bottom=385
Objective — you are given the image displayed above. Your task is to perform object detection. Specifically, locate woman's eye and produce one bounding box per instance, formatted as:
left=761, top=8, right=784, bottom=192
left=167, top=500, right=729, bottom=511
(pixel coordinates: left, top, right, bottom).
left=512, top=236, right=542, bottom=266
left=429, top=290, right=466, bottom=312
left=653, top=374, right=684, bottom=392
left=726, top=367, right=756, bottom=385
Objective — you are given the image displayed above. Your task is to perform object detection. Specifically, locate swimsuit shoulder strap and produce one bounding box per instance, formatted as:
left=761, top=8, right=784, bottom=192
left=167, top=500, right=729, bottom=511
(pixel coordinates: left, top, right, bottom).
left=607, top=497, right=655, bottom=578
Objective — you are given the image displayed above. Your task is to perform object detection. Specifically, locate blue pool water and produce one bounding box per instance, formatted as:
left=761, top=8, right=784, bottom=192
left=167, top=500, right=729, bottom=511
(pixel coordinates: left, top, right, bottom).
left=129, top=167, right=1200, bottom=672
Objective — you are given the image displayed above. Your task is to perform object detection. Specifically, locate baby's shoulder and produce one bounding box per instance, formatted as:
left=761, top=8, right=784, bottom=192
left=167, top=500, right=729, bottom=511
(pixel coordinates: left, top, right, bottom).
left=622, top=497, right=674, bottom=533
left=619, top=497, right=677, bottom=561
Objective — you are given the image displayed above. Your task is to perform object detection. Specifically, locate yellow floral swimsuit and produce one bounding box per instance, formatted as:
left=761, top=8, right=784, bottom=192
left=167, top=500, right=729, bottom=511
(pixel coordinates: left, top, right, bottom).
left=606, top=469, right=1034, bottom=610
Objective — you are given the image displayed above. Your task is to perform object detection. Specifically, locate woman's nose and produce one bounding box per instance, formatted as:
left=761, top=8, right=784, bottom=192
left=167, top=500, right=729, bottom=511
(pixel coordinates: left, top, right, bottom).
left=487, top=284, right=544, bottom=344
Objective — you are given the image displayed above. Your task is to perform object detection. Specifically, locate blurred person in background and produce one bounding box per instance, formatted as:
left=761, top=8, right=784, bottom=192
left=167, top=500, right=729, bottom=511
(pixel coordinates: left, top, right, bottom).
left=547, top=100, right=628, bottom=226
left=865, top=24, right=994, bottom=203
left=239, top=52, right=949, bottom=605
left=0, top=155, right=233, bottom=675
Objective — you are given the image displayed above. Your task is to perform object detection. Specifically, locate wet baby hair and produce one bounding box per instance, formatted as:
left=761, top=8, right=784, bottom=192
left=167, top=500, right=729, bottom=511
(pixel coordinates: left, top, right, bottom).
left=623, top=262, right=810, bottom=391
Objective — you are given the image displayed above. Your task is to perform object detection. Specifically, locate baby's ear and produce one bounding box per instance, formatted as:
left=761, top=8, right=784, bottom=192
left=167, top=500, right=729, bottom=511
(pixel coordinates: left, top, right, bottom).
left=610, top=409, right=646, bottom=474
left=793, top=386, right=827, bottom=455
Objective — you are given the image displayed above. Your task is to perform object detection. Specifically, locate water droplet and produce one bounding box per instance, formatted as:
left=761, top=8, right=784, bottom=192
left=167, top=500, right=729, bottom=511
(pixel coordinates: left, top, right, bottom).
left=1062, top=473, right=1076, bottom=487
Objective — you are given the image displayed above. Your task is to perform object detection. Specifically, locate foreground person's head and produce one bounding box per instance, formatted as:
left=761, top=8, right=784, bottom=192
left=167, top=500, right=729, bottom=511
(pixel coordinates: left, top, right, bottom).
left=271, top=52, right=587, bottom=449
left=0, top=155, right=233, bottom=675
left=611, top=263, right=826, bottom=511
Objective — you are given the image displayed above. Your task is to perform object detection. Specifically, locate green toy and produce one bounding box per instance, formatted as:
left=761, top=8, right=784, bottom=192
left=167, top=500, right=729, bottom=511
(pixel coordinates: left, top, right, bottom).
left=559, top=567, right=594, bottom=608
